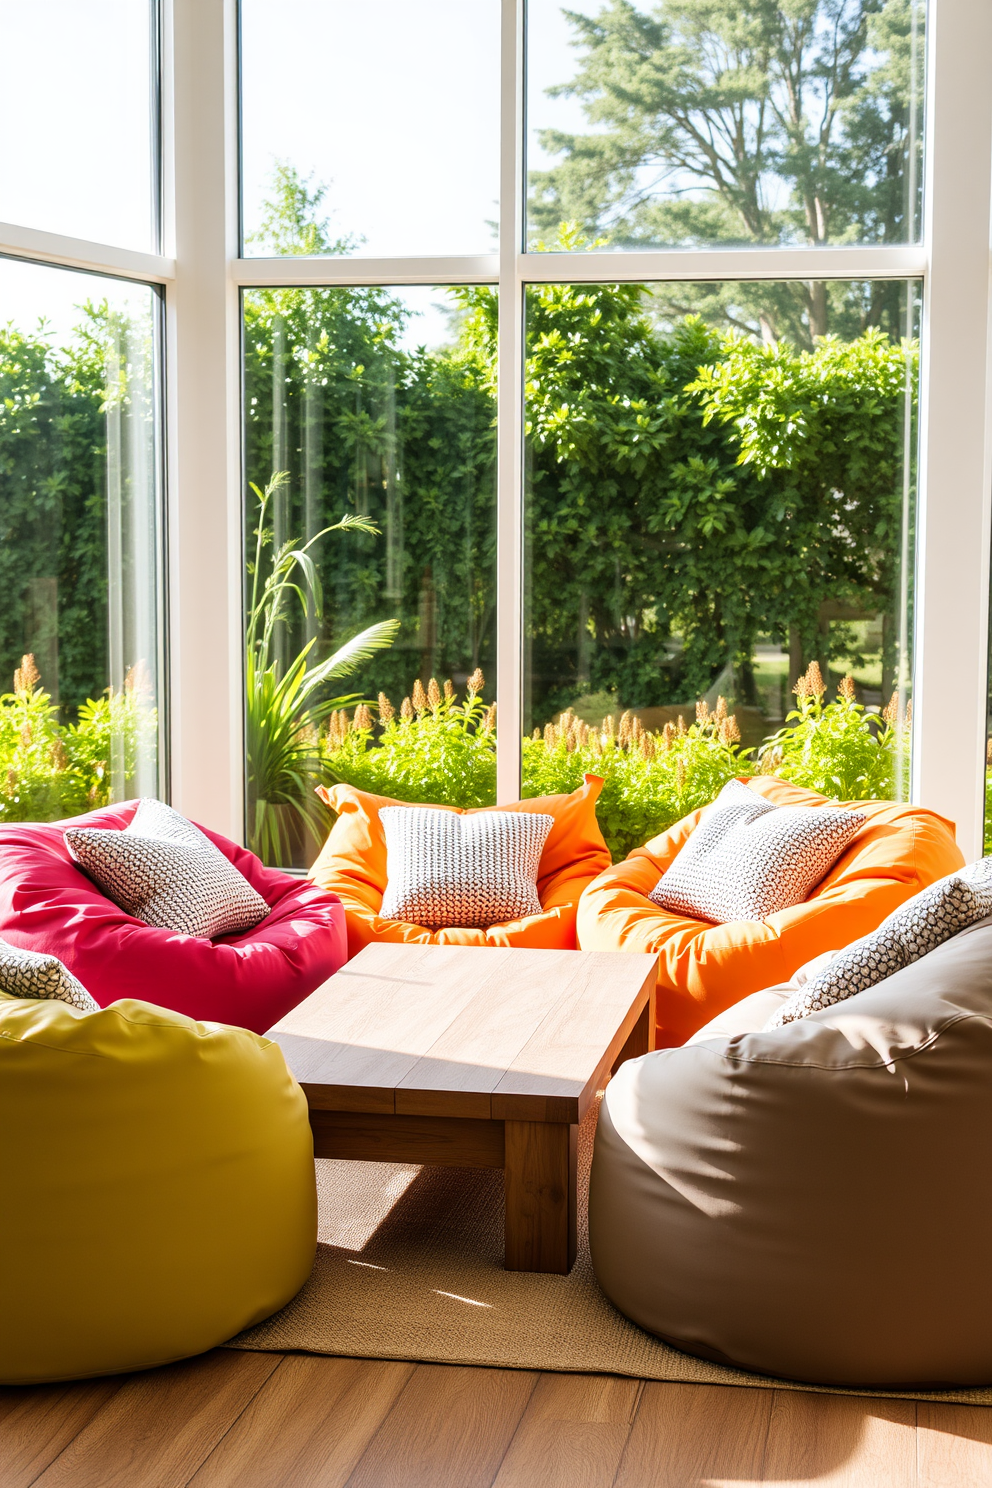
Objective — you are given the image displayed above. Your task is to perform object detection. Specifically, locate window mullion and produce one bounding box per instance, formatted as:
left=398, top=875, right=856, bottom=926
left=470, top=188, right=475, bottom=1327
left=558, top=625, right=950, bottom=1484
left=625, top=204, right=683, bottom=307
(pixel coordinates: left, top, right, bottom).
left=912, top=0, right=992, bottom=858
left=495, top=0, right=525, bottom=803
left=166, top=0, right=244, bottom=838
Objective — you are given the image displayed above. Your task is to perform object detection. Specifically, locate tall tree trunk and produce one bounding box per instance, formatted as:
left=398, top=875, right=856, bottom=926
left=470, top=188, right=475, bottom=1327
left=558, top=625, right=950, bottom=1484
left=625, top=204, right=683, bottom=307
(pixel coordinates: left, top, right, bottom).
left=809, top=279, right=829, bottom=339
left=789, top=625, right=804, bottom=692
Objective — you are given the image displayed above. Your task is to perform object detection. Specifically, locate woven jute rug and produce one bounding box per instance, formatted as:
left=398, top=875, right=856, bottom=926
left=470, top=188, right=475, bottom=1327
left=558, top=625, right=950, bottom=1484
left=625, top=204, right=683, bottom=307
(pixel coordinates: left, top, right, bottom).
left=228, top=1103, right=992, bottom=1405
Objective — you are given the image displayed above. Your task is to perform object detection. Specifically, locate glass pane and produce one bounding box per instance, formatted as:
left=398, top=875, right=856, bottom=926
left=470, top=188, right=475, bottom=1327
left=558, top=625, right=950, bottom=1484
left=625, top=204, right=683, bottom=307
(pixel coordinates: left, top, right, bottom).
left=523, top=278, right=919, bottom=859
left=243, top=282, right=497, bottom=868
left=241, top=0, right=500, bottom=258
left=0, top=0, right=158, bottom=250
left=527, top=0, right=925, bottom=253
left=0, top=257, right=164, bottom=822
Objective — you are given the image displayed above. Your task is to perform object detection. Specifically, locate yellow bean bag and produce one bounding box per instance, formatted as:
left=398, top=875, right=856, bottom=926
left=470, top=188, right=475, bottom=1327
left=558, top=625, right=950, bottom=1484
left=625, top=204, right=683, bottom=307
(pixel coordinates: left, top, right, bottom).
left=0, top=993, right=316, bottom=1384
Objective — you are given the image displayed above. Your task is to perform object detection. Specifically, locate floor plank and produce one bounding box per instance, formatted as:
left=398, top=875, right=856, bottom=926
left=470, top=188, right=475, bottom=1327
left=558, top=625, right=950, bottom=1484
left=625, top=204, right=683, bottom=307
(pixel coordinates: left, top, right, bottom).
left=28, top=1349, right=281, bottom=1488
left=189, top=1355, right=415, bottom=1487
left=917, top=1401, right=992, bottom=1488
left=492, top=1372, right=643, bottom=1488
left=762, top=1391, right=917, bottom=1487
left=343, top=1363, right=538, bottom=1488
left=6, top=1350, right=992, bottom=1488
left=613, top=1381, right=772, bottom=1487
left=0, top=1378, right=122, bottom=1488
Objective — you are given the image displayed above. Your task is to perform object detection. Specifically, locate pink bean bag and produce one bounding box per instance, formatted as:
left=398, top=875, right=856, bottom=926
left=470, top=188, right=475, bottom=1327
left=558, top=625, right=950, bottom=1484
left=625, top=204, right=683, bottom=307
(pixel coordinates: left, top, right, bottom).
left=0, top=801, right=347, bottom=1034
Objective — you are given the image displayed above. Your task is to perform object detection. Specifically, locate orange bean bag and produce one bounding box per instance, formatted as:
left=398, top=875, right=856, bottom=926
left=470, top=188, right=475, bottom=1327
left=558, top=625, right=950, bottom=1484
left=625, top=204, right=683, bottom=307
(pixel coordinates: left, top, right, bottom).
left=576, top=776, right=964, bottom=1048
left=310, top=774, right=611, bottom=956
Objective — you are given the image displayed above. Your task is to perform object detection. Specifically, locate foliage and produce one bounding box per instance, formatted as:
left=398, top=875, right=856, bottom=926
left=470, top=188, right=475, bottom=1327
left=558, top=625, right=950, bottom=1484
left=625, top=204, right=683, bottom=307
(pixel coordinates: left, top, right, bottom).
left=322, top=668, right=912, bottom=862
left=0, top=325, right=109, bottom=713
left=529, top=0, right=924, bottom=342
left=243, top=167, right=497, bottom=703
left=456, top=270, right=915, bottom=719
left=521, top=699, right=747, bottom=859
left=756, top=662, right=910, bottom=799
left=0, top=654, right=156, bottom=823
left=245, top=471, right=400, bottom=867
left=322, top=671, right=497, bottom=809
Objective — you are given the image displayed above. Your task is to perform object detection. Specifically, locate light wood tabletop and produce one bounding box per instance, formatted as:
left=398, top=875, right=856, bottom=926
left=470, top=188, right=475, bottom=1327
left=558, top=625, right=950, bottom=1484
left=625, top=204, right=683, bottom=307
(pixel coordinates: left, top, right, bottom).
left=268, top=942, right=658, bottom=1274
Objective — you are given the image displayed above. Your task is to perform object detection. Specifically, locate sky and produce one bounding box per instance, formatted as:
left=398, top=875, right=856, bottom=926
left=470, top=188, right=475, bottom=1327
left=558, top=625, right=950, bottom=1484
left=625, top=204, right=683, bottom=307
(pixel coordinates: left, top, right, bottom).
left=0, top=0, right=596, bottom=346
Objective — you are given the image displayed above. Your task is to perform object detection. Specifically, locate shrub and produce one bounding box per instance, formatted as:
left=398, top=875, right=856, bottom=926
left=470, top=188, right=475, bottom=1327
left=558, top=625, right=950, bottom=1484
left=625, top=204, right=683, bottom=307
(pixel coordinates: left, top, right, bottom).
left=322, top=674, right=748, bottom=861
left=322, top=667, right=914, bottom=863
left=245, top=472, right=399, bottom=867
left=322, top=671, right=497, bottom=808
left=0, top=654, right=156, bottom=823
left=756, top=662, right=910, bottom=800
left=521, top=702, right=746, bottom=860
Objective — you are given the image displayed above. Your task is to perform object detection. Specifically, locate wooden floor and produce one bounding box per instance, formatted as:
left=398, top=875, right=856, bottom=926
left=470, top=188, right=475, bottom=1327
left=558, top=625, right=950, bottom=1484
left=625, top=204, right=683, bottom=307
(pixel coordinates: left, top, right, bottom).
left=3, top=1349, right=992, bottom=1488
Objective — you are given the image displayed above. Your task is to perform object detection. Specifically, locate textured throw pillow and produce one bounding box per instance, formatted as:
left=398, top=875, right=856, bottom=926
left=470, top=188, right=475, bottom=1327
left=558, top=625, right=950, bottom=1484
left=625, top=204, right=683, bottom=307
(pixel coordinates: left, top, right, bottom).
left=649, top=779, right=865, bottom=924
left=65, top=798, right=270, bottom=940
left=766, top=858, right=992, bottom=1028
left=379, top=806, right=554, bottom=931
left=0, top=939, right=99, bottom=1011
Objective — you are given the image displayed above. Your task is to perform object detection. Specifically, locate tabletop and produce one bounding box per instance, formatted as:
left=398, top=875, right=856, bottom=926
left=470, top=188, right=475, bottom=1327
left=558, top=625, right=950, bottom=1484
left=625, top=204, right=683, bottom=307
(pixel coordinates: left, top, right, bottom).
left=267, top=941, right=658, bottom=1126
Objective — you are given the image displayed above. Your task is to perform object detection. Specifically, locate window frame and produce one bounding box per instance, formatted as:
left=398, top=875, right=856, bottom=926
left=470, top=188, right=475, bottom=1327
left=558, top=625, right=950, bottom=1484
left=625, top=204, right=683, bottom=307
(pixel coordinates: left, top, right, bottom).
left=2, top=0, right=987, bottom=853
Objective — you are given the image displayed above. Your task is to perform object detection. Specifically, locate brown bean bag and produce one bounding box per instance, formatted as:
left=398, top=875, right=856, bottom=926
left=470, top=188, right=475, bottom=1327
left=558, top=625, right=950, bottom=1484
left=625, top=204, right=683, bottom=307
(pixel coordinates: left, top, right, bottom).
left=589, top=918, right=992, bottom=1388
left=577, top=777, right=963, bottom=1048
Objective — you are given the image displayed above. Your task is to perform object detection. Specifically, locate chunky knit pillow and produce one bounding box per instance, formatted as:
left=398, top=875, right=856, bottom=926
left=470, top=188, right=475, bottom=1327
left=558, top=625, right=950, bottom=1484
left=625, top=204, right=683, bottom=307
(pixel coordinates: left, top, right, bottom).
left=379, top=806, right=554, bottom=931
left=65, top=798, right=270, bottom=940
left=0, top=939, right=99, bottom=1011
left=766, top=859, right=992, bottom=1028
left=649, top=778, right=865, bottom=924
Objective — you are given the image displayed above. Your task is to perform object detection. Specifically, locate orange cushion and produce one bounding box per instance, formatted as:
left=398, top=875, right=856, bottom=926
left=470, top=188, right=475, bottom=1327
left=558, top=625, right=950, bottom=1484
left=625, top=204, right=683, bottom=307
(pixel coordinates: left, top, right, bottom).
left=310, top=774, right=611, bottom=956
left=576, top=776, right=964, bottom=1049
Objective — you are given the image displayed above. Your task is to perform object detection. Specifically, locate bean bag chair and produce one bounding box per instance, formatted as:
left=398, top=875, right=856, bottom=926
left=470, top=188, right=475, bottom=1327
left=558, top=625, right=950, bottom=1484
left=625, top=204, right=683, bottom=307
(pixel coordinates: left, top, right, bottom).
left=589, top=917, right=992, bottom=1388
left=0, top=801, right=347, bottom=1033
left=576, top=777, right=963, bottom=1047
left=310, top=774, right=611, bottom=956
left=0, top=991, right=316, bottom=1383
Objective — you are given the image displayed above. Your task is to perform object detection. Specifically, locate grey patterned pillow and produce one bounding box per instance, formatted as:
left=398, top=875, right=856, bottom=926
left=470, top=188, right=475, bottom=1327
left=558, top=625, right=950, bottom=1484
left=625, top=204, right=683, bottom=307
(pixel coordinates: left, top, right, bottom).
left=649, top=779, right=865, bottom=924
left=65, top=798, right=270, bottom=940
left=0, top=939, right=99, bottom=1011
left=766, top=858, right=992, bottom=1028
left=379, top=807, right=554, bottom=932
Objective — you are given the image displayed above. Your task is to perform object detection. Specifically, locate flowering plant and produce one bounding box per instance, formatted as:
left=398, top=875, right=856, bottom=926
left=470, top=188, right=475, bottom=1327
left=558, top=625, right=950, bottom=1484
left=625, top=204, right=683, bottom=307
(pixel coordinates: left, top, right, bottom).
left=756, top=662, right=910, bottom=801
left=0, top=655, right=156, bottom=822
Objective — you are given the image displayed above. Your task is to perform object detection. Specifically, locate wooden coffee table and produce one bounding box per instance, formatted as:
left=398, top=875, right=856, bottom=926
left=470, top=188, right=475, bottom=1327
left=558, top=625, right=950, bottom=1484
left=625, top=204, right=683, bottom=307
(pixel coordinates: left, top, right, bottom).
left=267, top=942, right=658, bottom=1275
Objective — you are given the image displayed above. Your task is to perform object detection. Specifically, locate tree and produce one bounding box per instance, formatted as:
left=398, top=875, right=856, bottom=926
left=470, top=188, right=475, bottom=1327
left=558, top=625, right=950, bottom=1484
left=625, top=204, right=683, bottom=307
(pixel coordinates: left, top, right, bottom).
left=459, top=268, right=914, bottom=719
left=529, top=0, right=924, bottom=344
left=0, top=324, right=110, bottom=712
left=243, top=167, right=498, bottom=703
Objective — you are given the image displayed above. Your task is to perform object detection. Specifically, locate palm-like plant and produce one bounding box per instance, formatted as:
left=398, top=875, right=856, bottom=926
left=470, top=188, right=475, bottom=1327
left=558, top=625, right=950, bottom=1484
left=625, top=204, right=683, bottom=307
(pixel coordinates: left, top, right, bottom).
left=246, top=471, right=399, bottom=866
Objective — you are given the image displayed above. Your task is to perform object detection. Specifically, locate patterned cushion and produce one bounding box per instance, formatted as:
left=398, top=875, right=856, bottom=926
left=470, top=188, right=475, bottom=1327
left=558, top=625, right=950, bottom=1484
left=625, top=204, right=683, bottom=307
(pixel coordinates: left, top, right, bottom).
left=649, top=779, right=865, bottom=924
left=65, top=798, right=270, bottom=940
left=379, top=807, right=554, bottom=932
left=0, top=939, right=99, bottom=1011
left=766, top=859, right=992, bottom=1027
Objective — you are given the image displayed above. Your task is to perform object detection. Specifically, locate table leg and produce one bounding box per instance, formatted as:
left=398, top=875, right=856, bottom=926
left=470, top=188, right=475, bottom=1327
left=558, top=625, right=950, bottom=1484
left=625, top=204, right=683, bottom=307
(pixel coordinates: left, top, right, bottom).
left=503, top=1120, right=577, bottom=1274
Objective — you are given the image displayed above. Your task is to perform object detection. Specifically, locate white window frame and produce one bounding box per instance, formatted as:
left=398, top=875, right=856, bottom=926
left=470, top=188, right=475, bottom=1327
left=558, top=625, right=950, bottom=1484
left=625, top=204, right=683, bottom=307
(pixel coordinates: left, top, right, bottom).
left=1, top=0, right=989, bottom=855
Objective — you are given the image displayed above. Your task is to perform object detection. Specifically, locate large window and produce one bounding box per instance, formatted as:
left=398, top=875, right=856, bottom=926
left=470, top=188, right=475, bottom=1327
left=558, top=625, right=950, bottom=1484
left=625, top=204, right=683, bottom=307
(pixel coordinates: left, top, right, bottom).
left=0, top=0, right=986, bottom=869
left=522, top=277, right=918, bottom=854
left=0, top=0, right=159, bottom=251
left=526, top=0, right=926, bottom=253
left=240, top=0, right=500, bottom=258
left=0, top=7, right=166, bottom=826
left=232, top=0, right=992, bottom=870
left=242, top=278, right=497, bottom=865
